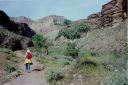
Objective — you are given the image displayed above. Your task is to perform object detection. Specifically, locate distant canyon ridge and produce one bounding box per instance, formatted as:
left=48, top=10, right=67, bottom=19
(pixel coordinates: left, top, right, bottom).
left=11, top=0, right=127, bottom=33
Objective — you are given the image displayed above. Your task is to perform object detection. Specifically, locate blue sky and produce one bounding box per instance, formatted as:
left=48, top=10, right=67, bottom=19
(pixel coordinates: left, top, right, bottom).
left=0, top=0, right=111, bottom=21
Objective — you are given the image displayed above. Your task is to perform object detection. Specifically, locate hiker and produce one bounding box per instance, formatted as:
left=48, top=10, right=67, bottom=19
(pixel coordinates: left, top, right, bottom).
left=24, top=49, right=33, bottom=72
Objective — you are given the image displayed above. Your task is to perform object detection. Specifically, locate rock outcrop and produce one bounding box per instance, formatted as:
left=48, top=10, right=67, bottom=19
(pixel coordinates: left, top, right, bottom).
left=0, top=10, right=35, bottom=51
left=86, top=12, right=100, bottom=29
left=0, top=10, right=35, bottom=38
left=99, top=0, right=127, bottom=27
left=30, top=15, right=66, bottom=34
left=11, top=16, right=34, bottom=26
left=84, top=0, right=127, bottom=29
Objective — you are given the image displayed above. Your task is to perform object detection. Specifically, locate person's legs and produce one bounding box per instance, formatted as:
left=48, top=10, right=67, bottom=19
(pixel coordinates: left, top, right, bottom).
left=25, top=64, right=28, bottom=72
left=28, top=64, right=30, bottom=72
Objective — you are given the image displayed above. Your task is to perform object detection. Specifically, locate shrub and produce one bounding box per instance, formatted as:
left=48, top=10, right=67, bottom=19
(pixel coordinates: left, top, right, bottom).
left=75, top=23, right=90, bottom=32
left=63, top=19, right=71, bottom=26
left=58, top=59, right=71, bottom=66
left=64, top=42, right=79, bottom=58
left=32, top=34, right=50, bottom=55
left=0, top=29, right=10, bottom=37
left=47, top=70, right=63, bottom=84
left=5, top=64, right=18, bottom=73
left=32, top=34, right=46, bottom=49
left=56, top=23, right=90, bottom=40
left=78, top=52, right=98, bottom=66
left=56, top=29, right=80, bottom=40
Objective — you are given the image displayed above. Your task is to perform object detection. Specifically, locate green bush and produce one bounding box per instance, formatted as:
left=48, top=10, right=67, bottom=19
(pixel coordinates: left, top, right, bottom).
left=58, top=59, right=71, bottom=66
left=32, top=34, right=46, bottom=49
left=63, top=19, right=71, bottom=26
left=47, top=70, right=63, bottom=84
left=0, top=29, right=10, bottom=37
left=56, top=29, right=80, bottom=40
left=78, top=52, right=98, bottom=67
left=32, top=34, right=50, bottom=55
left=56, top=23, right=90, bottom=40
left=64, top=42, right=79, bottom=58
left=5, top=64, right=18, bottom=73
left=75, top=23, right=90, bottom=32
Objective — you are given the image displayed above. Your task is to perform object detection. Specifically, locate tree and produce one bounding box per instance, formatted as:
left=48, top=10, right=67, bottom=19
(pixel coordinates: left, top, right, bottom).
left=64, top=42, right=79, bottom=58
left=56, top=29, right=80, bottom=40
left=32, top=34, right=50, bottom=55
left=75, top=23, right=90, bottom=32
left=63, top=19, right=71, bottom=26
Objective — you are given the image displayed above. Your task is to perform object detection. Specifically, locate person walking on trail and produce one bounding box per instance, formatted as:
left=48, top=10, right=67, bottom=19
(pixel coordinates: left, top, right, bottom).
left=24, top=49, right=33, bottom=73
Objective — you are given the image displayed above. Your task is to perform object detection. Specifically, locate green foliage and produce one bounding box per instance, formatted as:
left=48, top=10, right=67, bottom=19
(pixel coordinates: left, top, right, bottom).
left=0, top=48, right=12, bottom=53
left=47, top=70, right=63, bottom=84
left=5, top=64, right=18, bottom=73
left=75, top=23, right=90, bottom=32
left=64, top=42, right=79, bottom=58
left=0, top=28, right=10, bottom=37
left=78, top=52, right=98, bottom=67
left=104, top=69, right=128, bottom=85
left=56, top=29, right=80, bottom=40
left=32, top=34, right=46, bottom=49
left=36, top=56, right=48, bottom=64
left=56, top=23, right=90, bottom=40
left=32, top=34, right=51, bottom=55
left=63, top=19, right=71, bottom=26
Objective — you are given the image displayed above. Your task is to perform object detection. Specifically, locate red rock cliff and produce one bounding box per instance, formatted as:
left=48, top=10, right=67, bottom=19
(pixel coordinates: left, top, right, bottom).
left=99, top=0, right=127, bottom=27
left=87, top=0, right=127, bottom=28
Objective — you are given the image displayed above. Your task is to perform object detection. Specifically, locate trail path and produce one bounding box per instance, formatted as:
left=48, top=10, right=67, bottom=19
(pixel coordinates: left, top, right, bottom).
left=5, top=51, right=48, bottom=85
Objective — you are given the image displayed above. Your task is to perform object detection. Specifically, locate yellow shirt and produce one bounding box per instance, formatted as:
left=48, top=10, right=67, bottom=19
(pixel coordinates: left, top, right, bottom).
left=24, top=59, right=32, bottom=64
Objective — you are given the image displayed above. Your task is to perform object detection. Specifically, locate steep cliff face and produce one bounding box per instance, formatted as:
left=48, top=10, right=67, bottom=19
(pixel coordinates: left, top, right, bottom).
left=86, top=0, right=127, bottom=29
left=30, top=15, right=66, bottom=34
left=99, top=0, right=127, bottom=27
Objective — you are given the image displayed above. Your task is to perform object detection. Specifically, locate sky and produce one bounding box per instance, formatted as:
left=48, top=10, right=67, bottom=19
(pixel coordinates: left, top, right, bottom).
left=0, top=0, right=111, bottom=21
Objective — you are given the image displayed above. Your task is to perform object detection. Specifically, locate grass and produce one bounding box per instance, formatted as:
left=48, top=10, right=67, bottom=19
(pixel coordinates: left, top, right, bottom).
left=57, top=50, right=122, bottom=84
left=5, top=63, right=18, bottom=73
left=48, top=46, right=65, bottom=56
left=46, top=69, right=64, bottom=85
left=34, top=45, right=125, bottom=85
left=0, top=48, right=20, bottom=84
left=0, top=48, right=19, bottom=71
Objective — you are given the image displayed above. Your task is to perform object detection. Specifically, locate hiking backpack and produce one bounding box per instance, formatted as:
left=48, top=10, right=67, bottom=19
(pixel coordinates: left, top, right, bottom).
left=26, top=52, right=32, bottom=59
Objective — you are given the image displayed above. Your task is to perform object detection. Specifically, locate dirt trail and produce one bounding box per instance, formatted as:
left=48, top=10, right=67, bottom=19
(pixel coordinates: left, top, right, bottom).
left=5, top=51, right=48, bottom=85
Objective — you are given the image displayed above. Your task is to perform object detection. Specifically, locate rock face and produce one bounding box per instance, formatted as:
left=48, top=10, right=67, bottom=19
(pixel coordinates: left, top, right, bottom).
left=30, top=15, right=66, bottom=34
left=0, top=33, right=33, bottom=51
left=85, top=0, right=127, bottom=29
left=86, top=12, right=101, bottom=29
left=99, top=0, right=127, bottom=27
left=0, top=10, right=35, bottom=38
left=17, top=23, right=35, bottom=38
left=0, top=10, right=35, bottom=51
left=11, top=16, right=34, bottom=26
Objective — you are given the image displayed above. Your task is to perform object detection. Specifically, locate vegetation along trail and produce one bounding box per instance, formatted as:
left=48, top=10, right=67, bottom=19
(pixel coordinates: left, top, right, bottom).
left=4, top=51, right=48, bottom=85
